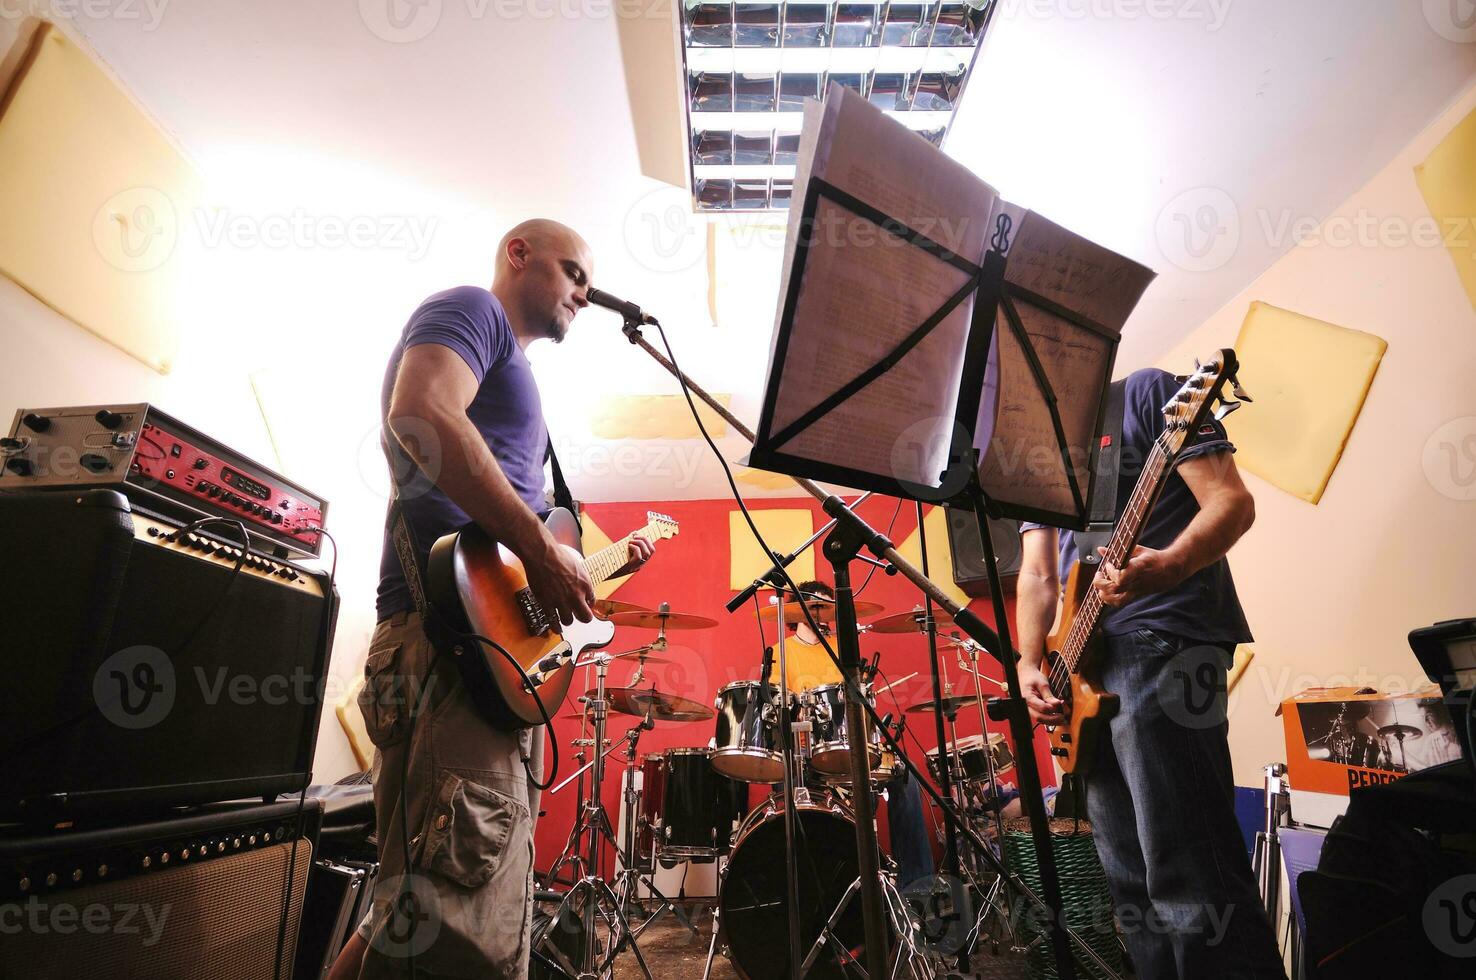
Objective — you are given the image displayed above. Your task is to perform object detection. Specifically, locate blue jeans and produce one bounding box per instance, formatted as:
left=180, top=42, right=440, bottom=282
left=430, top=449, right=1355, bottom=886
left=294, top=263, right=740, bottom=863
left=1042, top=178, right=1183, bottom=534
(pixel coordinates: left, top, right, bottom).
left=1085, top=629, right=1284, bottom=980
left=888, top=765, right=935, bottom=889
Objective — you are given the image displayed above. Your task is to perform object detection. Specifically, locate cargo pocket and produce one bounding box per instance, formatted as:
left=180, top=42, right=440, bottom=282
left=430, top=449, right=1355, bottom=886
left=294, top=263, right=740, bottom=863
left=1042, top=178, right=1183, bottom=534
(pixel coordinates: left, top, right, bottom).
left=417, top=771, right=523, bottom=889
left=358, top=641, right=410, bottom=748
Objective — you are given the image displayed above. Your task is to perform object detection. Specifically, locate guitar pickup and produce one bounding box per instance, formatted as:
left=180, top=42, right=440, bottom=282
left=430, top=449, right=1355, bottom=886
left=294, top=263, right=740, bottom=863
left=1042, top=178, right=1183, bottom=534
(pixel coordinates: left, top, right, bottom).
left=515, top=587, right=552, bottom=636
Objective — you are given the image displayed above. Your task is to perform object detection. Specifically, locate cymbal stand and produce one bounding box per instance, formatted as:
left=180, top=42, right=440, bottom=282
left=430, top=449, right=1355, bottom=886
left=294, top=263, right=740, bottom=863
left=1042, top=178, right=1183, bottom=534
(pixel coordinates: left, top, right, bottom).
left=545, top=688, right=597, bottom=888
left=542, top=652, right=654, bottom=980
left=770, top=587, right=808, bottom=979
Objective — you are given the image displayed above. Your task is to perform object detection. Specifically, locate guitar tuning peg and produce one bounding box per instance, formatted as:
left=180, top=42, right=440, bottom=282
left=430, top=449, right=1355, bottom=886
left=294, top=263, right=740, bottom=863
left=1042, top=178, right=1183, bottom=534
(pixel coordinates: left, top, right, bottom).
left=1232, top=382, right=1253, bottom=402
left=1214, top=400, right=1242, bottom=421
left=1193, top=358, right=1201, bottom=371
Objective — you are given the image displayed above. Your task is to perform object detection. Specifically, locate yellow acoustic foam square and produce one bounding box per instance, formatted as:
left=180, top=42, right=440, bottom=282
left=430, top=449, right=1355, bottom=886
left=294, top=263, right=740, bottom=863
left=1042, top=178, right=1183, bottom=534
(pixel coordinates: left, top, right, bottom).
left=896, top=506, right=972, bottom=611
left=1415, top=104, right=1476, bottom=313
left=730, top=509, right=814, bottom=590
left=734, top=466, right=800, bottom=491
left=0, top=26, right=199, bottom=373
left=1227, top=302, right=1386, bottom=504
left=590, top=393, right=731, bottom=440
left=1228, top=645, right=1254, bottom=694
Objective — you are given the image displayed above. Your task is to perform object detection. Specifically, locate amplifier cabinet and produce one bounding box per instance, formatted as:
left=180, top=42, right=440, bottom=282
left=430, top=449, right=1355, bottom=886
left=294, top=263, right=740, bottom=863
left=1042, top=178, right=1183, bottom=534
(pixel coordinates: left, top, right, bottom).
left=0, top=798, right=322, bottom=979
left=0, top=490, right=338, bottom=821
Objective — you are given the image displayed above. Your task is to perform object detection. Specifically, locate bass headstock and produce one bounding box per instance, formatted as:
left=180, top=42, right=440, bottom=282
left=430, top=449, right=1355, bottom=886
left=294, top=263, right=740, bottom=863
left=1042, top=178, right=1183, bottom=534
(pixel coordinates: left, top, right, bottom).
left=1162, top=349, right=1251, bottom=455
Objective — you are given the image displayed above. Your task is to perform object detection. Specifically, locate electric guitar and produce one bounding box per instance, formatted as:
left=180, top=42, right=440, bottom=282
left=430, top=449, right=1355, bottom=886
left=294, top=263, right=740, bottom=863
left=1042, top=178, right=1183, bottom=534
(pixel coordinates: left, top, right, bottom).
left=426, top=509, right=679, bottom=730
left=1044, top=351, right=1247, bottom=775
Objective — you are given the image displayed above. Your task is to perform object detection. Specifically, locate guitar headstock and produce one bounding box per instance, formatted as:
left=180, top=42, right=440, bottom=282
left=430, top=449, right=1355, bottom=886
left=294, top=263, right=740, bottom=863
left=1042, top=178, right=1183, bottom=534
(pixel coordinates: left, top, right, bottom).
left=1162, top=349, right=1251, bottom=456
left=644, top=511, right=680, bottom=540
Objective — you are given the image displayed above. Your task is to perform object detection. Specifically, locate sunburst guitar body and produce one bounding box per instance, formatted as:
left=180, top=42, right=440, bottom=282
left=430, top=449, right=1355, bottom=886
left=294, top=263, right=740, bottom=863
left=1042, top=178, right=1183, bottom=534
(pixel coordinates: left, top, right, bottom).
left=426, top=508, right=678, bottom=730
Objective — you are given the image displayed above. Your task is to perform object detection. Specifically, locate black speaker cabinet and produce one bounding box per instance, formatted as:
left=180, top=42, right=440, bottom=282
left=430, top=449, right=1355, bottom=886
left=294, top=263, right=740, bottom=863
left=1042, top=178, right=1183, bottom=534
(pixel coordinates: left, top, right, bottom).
left=942, top=506, right=1022, bottom=599
left=0, top=489, right=338, bottom=821
left=0, top=799, right=321, bottom=979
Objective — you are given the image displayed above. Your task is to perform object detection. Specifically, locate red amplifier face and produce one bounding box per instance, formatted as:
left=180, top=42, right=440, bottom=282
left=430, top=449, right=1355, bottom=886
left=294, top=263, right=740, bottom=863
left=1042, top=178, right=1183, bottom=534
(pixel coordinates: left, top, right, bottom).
left=129, top=423, right=324, bottom=552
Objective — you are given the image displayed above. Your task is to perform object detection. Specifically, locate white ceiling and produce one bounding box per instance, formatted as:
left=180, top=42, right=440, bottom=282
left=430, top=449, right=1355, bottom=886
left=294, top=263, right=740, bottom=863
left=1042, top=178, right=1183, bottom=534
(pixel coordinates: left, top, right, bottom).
left=64, top=1, right=1476, bottom=503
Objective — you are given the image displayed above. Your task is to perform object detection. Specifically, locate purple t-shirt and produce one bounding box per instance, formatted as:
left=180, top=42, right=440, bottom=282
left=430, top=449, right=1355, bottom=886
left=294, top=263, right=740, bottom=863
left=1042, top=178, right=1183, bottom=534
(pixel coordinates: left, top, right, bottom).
left=376, top=286, right=549, bottom=619
left=1021, top=367, right=1252, bottom=645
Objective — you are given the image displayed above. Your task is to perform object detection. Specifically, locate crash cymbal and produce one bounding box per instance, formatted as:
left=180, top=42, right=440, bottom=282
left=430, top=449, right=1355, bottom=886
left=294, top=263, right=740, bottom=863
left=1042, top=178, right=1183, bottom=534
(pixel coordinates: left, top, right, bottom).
left=607, top=610, right=719, bottom=631
left=867, top=607, right=951, bottom=634
left=593, top=686, right=715, bottom=722
left=1377, top=724, right=1423, bottom=740
left=757, top=598, right=886, bottom=625
left=906, top=694, right=982, bottom=715
left=593, top=598, right=651, bottom=619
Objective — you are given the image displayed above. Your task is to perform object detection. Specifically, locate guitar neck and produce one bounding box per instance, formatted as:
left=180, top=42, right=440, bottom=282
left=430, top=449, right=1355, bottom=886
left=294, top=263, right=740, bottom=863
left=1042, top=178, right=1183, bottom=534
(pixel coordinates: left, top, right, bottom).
left=1059, top=435, right=1174, bottom=672
left=582, top=522, right=657, bottom=586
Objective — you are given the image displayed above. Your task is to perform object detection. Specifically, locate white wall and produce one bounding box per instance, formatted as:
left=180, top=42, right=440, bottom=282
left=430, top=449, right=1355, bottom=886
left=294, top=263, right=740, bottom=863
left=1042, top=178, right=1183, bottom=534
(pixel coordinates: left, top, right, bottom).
left=1157, top=80, right=1476, bottom=786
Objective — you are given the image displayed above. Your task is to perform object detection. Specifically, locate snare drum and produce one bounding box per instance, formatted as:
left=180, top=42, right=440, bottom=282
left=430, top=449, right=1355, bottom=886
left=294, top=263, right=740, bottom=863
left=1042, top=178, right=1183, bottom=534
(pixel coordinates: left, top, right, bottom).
left=712, top=681, right=794, bottom=783
left=641, top=748, right=745, bottom=863
left=926, top=732, right=1014, bottom=784
left=807, top=683, right=881, bottom=777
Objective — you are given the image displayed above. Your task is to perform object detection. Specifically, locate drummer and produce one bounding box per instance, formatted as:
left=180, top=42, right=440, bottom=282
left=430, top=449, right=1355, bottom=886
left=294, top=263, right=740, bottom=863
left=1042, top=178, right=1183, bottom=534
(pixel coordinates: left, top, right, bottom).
left=786, top=581, right=936, bottom=890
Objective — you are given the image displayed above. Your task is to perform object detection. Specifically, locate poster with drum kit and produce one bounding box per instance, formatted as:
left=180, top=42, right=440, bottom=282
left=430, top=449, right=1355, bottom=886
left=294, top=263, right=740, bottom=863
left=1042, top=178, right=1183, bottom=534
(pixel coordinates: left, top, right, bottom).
left=1280, top=686, right=1465, bottom=827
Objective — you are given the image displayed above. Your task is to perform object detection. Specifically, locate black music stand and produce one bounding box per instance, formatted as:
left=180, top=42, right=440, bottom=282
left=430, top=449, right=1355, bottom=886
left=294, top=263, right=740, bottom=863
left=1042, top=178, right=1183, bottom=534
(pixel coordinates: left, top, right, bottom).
left=746, top=172, right=1134, bottom=979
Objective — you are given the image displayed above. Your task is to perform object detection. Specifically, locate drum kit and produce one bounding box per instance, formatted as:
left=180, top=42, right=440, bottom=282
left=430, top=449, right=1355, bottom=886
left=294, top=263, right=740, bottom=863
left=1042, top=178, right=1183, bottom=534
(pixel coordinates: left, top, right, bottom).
left=535, top=594, right=1026, bottom=980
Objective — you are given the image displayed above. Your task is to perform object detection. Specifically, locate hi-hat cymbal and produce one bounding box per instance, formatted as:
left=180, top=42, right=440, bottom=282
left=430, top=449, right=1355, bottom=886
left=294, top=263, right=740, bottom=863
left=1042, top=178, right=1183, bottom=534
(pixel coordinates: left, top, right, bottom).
left=593, top=598, right=651, bottom=620
left=607, top=610, right=719, bottom=630
left=1377, top=723, right=1423, bottom=740
left=757, top=597, right=886, bottom=625
left=906, top=694, right=982, bottom=715
left=867, top=607, right=951, bottom=634
left=594, top=686, right=715, bottom=722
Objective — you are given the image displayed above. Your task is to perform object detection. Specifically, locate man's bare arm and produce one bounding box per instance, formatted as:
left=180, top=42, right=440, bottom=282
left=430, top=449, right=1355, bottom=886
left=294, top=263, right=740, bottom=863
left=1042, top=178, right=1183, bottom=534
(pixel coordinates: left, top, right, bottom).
left=386, top=343, right=594, bottom=624
left=1016, top=527, right=1066, bottom=724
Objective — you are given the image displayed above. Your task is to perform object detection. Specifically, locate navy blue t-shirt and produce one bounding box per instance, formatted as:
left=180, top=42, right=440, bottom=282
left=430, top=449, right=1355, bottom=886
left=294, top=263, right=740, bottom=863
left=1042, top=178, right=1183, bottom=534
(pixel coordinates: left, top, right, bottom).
left=376, top=286, right=549, bottom=619
left=1021, top=368, right=1252, bottom=645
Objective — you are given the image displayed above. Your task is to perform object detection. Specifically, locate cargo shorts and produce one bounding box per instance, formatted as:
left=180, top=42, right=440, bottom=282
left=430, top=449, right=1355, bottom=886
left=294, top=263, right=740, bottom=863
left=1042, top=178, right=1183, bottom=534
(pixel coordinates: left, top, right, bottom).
left=354, top=610, right=544, bottom=980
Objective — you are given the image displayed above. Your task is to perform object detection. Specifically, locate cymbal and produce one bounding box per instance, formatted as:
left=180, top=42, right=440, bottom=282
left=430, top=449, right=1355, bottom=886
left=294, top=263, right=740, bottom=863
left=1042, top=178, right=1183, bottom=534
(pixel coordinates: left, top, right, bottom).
left=906, top=694, right=983, bottom=715
left=757, top=598, right=886, bottom=625
left=607, top=610, right=719, bottom=631
left=867, top=607, right=950, bottom=634
left=593, top=598, right=651, bottom=619
left=595, top=686, right=716, bottom=722
left=1377, top=723, right=1423, bottom=740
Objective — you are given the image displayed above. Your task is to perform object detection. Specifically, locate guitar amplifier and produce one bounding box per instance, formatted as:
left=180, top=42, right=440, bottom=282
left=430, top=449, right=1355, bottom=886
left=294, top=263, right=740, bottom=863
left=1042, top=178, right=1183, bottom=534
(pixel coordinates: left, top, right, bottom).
left=0, top=489, right=338, bottom=821
left=0, top=798, right=321, bottom=979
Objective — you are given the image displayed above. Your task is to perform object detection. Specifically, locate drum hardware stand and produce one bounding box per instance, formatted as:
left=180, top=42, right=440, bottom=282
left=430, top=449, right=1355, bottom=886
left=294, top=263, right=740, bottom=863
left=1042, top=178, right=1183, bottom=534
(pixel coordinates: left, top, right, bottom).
left=541, top=652, right=655, bottom=980
left=771, top=585, right=809, bottom=977
left=617, top=307, right=1118, bottom=980
left=1251, top=761, right=1293, bottom=970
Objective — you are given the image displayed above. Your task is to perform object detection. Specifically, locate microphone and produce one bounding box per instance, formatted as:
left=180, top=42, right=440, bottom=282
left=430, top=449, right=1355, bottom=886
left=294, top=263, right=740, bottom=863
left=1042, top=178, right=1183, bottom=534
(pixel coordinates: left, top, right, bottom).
left=586, top=286, right=655, bottom=324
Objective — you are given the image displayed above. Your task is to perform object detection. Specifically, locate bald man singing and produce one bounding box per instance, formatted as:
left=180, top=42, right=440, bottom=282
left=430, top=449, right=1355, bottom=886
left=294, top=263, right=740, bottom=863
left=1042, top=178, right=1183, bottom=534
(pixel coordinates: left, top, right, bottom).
left=342, top=220, right=656, bottom=979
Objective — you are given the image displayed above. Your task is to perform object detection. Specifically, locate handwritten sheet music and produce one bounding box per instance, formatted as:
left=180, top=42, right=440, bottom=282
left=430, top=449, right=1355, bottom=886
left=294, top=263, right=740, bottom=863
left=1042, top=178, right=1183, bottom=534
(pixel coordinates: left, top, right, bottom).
left=760, top=83, right=997, bottom=490
left=755, top=84, right=1155, bottom=524
left=976, top=212, right=1156, bottom=520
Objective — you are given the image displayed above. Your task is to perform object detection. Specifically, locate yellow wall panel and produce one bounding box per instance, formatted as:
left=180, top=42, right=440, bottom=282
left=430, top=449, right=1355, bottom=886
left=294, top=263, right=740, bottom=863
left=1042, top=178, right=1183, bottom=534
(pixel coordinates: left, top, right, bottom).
left=729, top=509, right=814, bottom=590
left=1226, top=302, right=1386, bottom=504
left=0, top=26, right=199, bottom=373
left=590, top=392, right=731, bottom=440
left=1415, top=104, right=1476, bottom=312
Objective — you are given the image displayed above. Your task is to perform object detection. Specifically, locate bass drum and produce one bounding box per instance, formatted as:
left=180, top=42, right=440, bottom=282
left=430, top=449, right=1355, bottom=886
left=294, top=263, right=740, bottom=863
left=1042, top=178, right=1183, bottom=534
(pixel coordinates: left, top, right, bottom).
left=718, top=796, right=865, bottom=980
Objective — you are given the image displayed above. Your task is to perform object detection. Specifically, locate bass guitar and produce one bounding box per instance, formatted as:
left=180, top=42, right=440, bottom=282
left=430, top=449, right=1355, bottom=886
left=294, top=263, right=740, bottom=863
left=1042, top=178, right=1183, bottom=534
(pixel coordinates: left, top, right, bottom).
left=1045, top=352, right=1247, bottom=775
left=426, top=508, right=678, bottom=730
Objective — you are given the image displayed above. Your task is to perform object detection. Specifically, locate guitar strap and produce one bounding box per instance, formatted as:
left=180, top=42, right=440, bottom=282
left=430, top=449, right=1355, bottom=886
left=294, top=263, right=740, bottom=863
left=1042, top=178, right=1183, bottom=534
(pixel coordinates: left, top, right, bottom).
left=1075, top=379, right=1126, bottom=563
left=546, top=437, right=580, bottom=534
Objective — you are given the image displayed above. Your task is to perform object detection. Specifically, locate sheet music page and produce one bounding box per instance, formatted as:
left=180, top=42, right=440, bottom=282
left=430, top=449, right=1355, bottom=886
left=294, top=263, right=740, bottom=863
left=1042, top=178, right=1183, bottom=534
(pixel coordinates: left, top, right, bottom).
left=760, top=83, right=997, bottom=491
left=975, top=209, right=1156, bottom=520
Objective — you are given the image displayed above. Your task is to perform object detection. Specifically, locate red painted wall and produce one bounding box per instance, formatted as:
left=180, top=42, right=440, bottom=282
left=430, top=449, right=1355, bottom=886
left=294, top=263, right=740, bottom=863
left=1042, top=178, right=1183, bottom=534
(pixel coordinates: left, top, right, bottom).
left=534, top=496, right=1057, bottom=874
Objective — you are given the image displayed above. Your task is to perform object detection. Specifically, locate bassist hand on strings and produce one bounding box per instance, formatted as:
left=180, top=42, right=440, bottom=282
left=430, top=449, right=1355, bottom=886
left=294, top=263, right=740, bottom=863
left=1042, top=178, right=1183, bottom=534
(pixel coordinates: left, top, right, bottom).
left=1091, top=544, right=1182, bottom=607
left=1019, top=663, right=1068, bottom=726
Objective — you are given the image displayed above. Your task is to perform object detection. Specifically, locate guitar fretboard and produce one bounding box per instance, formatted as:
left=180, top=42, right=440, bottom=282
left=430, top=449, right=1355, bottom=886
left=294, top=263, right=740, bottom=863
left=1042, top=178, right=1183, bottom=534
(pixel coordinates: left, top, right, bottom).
left=582, top=523, right=658, bottom=586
